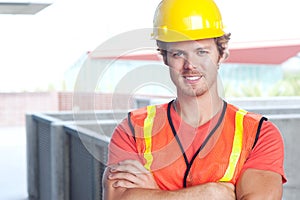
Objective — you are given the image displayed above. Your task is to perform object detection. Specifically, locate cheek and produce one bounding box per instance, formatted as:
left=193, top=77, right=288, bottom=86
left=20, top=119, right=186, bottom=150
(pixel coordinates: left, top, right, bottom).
left=169, top=67, right=178, bottom=80
left=169, top=68, right=183, bottom=85
left=166, top=54, right=187, bottom=68
left=200, top=56, right=219, bottom=71
left=167, top=61, right=183, bottom=75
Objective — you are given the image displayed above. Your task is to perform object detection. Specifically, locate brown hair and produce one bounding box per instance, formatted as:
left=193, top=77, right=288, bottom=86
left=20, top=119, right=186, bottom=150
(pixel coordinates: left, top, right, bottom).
left=214, top=33, right=231, bottom=59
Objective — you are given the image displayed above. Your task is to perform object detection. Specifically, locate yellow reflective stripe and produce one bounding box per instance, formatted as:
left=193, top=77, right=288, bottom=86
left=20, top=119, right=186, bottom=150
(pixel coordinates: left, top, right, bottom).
left=143, top=105, right=156, bottom=171
left=219, top=108, right=247, bottom=182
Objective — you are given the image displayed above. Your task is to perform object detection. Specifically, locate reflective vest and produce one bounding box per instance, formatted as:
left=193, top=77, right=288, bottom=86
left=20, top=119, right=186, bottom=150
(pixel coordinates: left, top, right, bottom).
left=128, top=100, right=266, bottom=190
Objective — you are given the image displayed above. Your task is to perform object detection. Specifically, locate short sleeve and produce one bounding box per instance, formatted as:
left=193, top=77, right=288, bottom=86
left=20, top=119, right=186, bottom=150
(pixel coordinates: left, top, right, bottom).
left=241, top=120, right=287, bottom=183
left=107, top=117, right=140, bottom=165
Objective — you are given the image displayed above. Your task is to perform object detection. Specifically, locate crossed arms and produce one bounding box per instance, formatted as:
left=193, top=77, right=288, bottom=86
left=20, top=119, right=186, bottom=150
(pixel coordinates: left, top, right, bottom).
left=102, top=159, right=283, bottom=200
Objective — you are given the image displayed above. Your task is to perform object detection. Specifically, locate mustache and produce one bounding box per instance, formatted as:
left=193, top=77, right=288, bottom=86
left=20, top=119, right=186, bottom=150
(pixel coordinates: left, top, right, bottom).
left=181, top=69, right=204, bottom=77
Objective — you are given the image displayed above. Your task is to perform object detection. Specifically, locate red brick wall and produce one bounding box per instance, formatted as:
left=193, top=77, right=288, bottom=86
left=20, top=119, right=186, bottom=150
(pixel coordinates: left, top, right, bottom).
left=0, top=92, right=172, bottom=126
left=0, top=92, right=58, bottom=126
left=58, top=92, right=135, bottom=110
left=0, top=92, right=136, bottom=126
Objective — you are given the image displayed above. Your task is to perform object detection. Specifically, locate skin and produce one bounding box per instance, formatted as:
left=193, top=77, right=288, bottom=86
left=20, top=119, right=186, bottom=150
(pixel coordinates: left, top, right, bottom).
left=165, top=39, right=224, bottom=127
left=102, top=38, right=283, bottom=200
left=103, top=160, right=236, bottom=200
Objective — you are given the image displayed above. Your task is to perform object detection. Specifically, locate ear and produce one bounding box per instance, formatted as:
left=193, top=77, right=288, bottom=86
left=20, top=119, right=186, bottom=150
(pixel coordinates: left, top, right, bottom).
left=157, top=49, right=168, bottom=65
left=219, top=43, right=230, bottom=63
left=163, top=55, right=168, bottom=65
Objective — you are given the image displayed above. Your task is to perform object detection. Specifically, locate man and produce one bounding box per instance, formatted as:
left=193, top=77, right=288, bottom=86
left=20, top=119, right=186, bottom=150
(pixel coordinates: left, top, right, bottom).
left=103, top=0, right=286, bottom=199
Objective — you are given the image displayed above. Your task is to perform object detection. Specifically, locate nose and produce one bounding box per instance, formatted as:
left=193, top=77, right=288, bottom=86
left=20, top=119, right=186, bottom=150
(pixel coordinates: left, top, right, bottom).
left=183, top=57, right=197, bottom=70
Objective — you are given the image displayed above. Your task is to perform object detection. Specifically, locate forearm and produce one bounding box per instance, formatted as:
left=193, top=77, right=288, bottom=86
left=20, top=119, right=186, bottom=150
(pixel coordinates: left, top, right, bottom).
left=122, top=188, right=194, bottom=200
left=106, top=187, right=182, bottom=200
left=103, top=171, right=170, bottom=200
left=102, top=161, right=235, bottom=200
left=104, top=174, right=235, bottom=200
left=118, top=184, right=231, bottom=200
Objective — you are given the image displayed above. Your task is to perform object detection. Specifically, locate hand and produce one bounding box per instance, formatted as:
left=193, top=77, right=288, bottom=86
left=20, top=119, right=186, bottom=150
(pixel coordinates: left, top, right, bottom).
left=107, top=159, right=159, bottom=189
left=206, top=182, right=236, bottom=200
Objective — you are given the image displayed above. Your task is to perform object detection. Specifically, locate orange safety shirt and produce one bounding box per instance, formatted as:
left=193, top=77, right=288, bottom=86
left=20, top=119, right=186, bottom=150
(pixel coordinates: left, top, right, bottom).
left=108, top=100, right=287, bottom=190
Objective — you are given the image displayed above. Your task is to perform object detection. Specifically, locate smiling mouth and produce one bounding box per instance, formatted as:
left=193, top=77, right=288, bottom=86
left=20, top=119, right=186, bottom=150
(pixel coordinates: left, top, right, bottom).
left=184, top=76, right=202, bottom=81
left=184, top=73, right=204, bottom=80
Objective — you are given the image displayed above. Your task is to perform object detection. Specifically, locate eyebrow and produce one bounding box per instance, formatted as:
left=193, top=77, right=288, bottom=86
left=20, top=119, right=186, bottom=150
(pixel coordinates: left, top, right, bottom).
left=167, top=47, right=209, bottom=52
left=167, top=48, right=184, bottom=52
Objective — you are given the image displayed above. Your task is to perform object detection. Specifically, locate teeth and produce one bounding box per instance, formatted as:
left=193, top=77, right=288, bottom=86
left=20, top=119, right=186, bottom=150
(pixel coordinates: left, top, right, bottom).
left=185, top=76, right=200, bottom=80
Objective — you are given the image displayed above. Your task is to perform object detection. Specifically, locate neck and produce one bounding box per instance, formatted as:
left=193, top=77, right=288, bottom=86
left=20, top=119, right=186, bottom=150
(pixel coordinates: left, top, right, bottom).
left=175, top=90, right=223, bottom=127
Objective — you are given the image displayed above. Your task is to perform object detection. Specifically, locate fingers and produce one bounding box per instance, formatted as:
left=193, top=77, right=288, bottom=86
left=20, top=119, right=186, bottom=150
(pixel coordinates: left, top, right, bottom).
left=112, top=180, right=136, bottom=188
left=108, top=171, right=136, bottom=181
left=107, top=160, right=159, bottom=189
left=110, top=159, right=149, bottom=174
left=218, top=182, right=236, bottom=199
left=107, top=160, right=146, bottom=188
left=109, top=172, right=140, bottom=188
left=219, top=182, right=235, bottom=190
left=108, top=171, right=142, bottom=186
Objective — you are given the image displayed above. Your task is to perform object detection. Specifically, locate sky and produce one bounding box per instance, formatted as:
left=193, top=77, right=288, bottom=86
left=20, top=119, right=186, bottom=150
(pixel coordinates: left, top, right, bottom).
left=0, top=0, right=300, bottom=92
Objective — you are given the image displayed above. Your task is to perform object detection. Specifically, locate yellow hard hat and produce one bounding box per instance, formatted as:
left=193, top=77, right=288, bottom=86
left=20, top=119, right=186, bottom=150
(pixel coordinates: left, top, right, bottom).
left=152, top=0, right=225, bottom=42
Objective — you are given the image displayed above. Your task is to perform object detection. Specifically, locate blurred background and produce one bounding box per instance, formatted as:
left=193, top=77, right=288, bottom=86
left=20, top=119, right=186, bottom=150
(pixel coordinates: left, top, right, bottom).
left=1, top=0, right=300, bottom=199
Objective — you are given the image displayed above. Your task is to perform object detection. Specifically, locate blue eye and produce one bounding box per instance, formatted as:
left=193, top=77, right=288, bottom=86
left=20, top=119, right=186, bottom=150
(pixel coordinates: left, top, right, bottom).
left=170, top=51, right=184, bottom=58
left=197, top=50, right=208, bottom=56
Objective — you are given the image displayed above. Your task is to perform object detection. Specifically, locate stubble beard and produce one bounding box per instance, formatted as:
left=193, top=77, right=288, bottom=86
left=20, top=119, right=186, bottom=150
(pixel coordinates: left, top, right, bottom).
left=181, top=82, right=208, bottom=97
left=170, top=68, right=216, bottom=98
left=173, top=75, right=209, bottom=97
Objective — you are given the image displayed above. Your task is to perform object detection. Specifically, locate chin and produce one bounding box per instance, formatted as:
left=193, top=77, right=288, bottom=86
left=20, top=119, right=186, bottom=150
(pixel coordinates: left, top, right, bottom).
left=181, top=88, right=207, bottom=97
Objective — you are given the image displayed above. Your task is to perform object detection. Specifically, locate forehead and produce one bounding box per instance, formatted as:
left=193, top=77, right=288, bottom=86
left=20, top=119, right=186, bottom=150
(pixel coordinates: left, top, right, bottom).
left=166, top=38, right=216, bottom=50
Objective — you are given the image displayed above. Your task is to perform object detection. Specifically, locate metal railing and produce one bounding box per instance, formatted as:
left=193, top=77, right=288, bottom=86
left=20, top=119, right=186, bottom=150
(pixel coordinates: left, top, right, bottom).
left=26, top=111, right=124, bottom=200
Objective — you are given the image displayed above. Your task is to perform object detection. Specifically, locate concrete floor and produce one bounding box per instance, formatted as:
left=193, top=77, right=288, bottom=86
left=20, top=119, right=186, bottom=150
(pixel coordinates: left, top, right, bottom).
left=0, top=126, right=28, bottom=200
